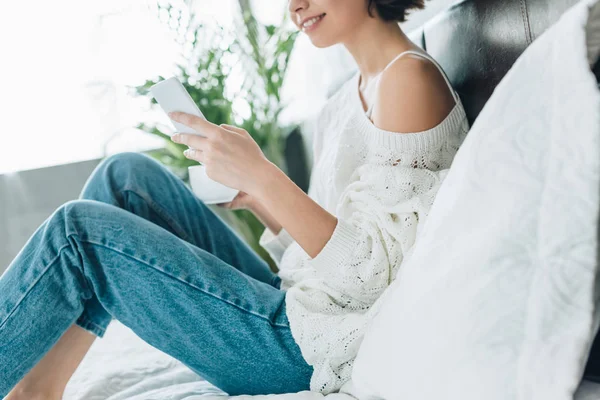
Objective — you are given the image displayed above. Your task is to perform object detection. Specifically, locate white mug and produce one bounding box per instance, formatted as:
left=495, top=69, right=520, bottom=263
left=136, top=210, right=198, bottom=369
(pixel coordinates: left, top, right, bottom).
left=188, top=165, right=239, bottom=204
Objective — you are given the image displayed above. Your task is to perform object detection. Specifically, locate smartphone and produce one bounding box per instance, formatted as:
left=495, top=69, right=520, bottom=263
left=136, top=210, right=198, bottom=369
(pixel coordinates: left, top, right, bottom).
left=149, top=77, right=206, bottom=136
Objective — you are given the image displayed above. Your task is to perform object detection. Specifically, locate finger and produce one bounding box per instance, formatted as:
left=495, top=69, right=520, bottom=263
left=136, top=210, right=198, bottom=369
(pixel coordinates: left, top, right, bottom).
left=172, top=133, right=208, bottom=150
left=217, top=202, right=234, bottom=209
left=219, top=124, right=248, bottom=136
left=169, top=112, right=221, bottom=139
left=183, top=148, right=205, bottom=163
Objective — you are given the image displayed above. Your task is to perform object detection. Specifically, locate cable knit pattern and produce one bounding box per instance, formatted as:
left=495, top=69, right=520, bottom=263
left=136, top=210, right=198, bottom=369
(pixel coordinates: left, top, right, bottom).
left=259, top=66, right=470, bottom=394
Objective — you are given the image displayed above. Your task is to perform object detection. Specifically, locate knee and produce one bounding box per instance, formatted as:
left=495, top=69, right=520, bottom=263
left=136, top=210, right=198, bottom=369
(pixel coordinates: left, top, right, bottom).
left=51, top=200, right=128, bottom=254
left=104, top=151, right=154, bottom=169
left=95, top=152, right=158, bottom=184
left=81, top=152, right=159, bottom=200
left=53, top=199, right=106, bottom=234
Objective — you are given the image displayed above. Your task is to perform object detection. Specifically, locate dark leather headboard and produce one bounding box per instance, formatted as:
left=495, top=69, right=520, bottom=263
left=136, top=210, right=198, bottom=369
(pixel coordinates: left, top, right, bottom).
left=407, top=0, right=590, bottom=126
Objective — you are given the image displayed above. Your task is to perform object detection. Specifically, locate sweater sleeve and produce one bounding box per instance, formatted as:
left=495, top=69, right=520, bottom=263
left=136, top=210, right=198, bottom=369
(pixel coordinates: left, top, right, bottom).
left=258, top=227, right=295, bottom=266
left=305, top=161, right=448, bottom=304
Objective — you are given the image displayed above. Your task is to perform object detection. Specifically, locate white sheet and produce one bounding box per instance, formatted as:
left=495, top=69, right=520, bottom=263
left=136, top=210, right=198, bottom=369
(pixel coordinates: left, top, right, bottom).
left=63, top=320, right=356, bottom=400
left=62, top=319, right=600, bottom=399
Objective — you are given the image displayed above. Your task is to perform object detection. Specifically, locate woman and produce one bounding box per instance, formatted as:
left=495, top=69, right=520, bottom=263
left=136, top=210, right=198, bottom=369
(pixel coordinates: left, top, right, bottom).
left=0, top=0, right=469, bottom=398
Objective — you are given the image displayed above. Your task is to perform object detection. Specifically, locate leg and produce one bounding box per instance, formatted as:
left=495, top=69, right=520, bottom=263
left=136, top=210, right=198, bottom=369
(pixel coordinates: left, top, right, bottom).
left=4, top=152, right=283, bottom=399
left=80, top=152, right=280, bottom=286
left=4, top=325, right=95, bottom=400
left=0, top=200, right=311, bottom=397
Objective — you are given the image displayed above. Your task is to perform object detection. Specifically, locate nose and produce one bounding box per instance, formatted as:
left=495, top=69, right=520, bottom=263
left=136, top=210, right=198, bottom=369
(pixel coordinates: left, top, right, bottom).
left=288, top=0, right=308, bottom=16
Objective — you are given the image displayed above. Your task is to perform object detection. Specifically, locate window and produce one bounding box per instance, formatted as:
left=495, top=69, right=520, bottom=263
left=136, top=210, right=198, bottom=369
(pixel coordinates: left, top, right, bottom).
left=0, top=0, right=286, bottom=174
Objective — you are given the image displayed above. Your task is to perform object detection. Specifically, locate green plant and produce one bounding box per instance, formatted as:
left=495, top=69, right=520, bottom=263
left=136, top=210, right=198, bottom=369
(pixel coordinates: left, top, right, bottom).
left=130, top=0, right=298, bottom=270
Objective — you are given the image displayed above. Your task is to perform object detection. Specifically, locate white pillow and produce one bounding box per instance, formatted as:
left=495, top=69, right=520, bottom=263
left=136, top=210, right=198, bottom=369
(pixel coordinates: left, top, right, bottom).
left=346, top=0, right=600, bottom=399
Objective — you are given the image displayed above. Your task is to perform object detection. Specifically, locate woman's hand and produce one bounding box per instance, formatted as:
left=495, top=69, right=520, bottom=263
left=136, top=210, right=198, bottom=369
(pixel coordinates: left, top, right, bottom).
left=168, top=111, right=337, bottom=259
left=217, top=191, right=286, bottom=237
left=216, top=191, right=255, bottom=211
left=168, top=112, right=273, bottom=196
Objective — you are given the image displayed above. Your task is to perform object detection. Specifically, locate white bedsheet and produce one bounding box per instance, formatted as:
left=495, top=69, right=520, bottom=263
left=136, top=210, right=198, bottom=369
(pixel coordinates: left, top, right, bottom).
left=62, top=320, right=600, bottom=399
left=63, top=320, right=356, bottom=400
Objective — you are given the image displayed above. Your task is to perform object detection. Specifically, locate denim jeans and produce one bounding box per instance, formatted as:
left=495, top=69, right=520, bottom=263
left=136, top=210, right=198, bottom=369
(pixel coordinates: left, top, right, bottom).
left=0, top=152, right=313, bottom=396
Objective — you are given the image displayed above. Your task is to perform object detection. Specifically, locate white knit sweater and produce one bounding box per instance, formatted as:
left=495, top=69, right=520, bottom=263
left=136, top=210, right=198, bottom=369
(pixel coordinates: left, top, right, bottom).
left=259, top=64, right=470, bottom=394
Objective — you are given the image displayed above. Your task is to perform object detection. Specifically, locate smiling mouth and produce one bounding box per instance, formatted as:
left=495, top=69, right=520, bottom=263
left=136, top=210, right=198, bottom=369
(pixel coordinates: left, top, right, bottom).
left=301, top=13, right=326, bottom=32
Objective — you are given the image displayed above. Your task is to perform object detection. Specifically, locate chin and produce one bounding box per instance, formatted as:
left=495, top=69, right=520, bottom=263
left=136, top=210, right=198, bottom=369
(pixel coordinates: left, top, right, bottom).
left=304, top=30, right=339, bottom=48
left=309, top=37, right=337, bottom=48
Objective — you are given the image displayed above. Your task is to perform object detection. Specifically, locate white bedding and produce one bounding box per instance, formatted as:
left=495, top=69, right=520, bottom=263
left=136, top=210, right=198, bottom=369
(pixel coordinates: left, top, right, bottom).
left=62, top=319, right=600, bottom=399
left=63, top=320, right=356, bottom=400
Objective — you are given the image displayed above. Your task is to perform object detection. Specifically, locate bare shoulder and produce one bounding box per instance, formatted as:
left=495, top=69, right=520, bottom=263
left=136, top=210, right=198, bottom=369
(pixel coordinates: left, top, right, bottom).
left=371, top=53, right=457, bottom=133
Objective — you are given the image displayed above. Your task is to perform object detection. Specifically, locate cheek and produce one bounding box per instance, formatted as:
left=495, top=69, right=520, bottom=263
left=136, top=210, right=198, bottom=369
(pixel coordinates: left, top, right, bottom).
left=307, top=0, right=367, bottom=47
left=324, top=0, right=368, bottom=33
left=326, top=0, right=368, bottom=22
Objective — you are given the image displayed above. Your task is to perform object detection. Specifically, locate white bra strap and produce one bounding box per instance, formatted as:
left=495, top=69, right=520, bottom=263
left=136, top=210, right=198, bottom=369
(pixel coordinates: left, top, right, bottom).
left=364, top=53, right=413, bottom=117
left=380, top=51, right=412, bottom=75
left=394, top=50, right=459, bottom=103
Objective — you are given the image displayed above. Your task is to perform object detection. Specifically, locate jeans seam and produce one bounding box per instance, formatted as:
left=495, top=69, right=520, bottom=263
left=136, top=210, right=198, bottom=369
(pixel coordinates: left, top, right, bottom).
left=121, top=187, right=193, bottom=243
left=271, top=292, right=288, bottom=328
left=80, top=237, right=290, bottom=328
left=77, top=314, right=107, bottom=335
left=0, top=243, right=72, bottom=330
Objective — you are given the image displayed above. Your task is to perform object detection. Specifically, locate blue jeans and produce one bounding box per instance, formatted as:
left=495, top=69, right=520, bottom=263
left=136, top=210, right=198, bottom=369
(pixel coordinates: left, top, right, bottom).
left=0, top=152, right=312, bottom=396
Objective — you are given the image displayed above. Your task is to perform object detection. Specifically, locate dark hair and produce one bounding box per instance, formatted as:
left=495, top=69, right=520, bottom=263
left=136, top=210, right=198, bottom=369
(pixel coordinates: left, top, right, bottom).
left=367, top=0, right=426, bottom=23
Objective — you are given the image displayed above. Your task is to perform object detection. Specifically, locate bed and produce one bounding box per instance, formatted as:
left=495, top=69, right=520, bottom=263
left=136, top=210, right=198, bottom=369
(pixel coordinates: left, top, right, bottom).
left=62, top=319, right=600, bottom=400
left=62, top=320, right=357, bottom=400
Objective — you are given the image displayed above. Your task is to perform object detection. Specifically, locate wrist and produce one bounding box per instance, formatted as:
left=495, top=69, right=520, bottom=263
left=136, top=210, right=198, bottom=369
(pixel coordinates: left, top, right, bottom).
left=249, top=158, right=280, bottom=200
left=245, top=194, right=260, bottom=212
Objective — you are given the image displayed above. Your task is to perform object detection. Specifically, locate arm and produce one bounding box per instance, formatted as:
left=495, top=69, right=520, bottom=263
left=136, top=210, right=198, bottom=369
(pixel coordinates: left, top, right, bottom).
left=251, top=162, right=337, bottom=259
left=247, top=197, right=283, bottom=237
left=251, top=115, right=328, bottom=257
left=250, top=57, right=456, bottom=260
left=253, top=160, right=446, bottom=300
left=169, top=60, right=450, bottom=267
left=216, top=191, right=294, bottom=266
